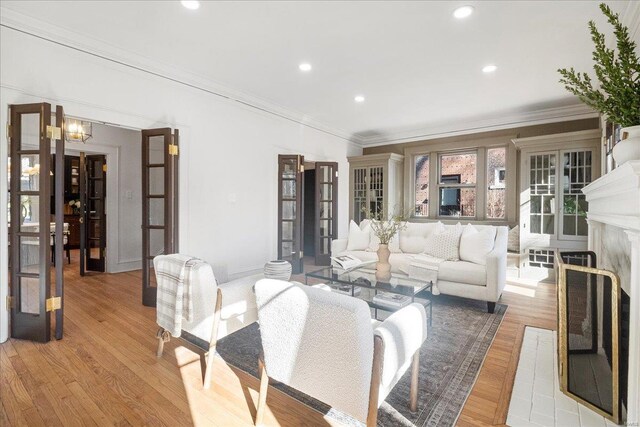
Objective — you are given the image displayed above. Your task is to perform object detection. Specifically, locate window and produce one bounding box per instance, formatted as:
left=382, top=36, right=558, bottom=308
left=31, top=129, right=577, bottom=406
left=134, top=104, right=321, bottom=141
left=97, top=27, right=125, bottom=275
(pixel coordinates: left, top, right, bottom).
left=487, top=147, right=506, bottom=219
left=414, top=155, right=429, bottom=217
left=412, top=147, right=508, bottom=220
left=438, top=152, right=476, bottom=217
left=561, top=150, right=591, bottom=237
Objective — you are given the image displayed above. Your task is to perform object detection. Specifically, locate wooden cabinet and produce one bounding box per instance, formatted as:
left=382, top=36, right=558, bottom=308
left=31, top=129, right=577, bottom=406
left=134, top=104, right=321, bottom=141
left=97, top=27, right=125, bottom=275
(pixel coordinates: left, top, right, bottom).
left=64, top=214, right=81, bottom=249
left=348, top=153, right=404, bottom=223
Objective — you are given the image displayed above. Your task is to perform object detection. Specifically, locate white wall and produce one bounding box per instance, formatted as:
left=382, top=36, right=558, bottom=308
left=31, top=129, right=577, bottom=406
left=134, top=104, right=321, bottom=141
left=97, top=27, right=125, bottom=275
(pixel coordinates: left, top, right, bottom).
left=0, top=26, right=361, bottom=342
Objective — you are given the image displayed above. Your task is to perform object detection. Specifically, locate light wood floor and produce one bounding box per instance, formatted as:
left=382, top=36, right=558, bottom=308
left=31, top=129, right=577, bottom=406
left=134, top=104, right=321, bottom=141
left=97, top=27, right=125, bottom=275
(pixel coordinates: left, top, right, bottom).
left=1, top=255, right=556, bottom=426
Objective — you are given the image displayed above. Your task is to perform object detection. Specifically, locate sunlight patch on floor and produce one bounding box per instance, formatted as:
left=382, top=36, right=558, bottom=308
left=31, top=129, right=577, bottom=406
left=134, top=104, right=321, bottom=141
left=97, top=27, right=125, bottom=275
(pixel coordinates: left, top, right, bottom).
left=504, top=283, right=537, bottom=298
left=174, top=346, right=219, bottom=426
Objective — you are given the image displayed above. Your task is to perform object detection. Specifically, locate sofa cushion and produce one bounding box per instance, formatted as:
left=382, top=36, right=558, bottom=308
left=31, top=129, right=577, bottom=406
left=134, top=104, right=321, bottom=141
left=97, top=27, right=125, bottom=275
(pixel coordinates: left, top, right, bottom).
left=459, top=224, right=496, bottom=266
left=438, top=261, right=486, bottom=286
left=399, top=222, right=444, bottom=254
left=346, top=220, right=371, bottom=251
left=422, top=223, right=463, bottom=261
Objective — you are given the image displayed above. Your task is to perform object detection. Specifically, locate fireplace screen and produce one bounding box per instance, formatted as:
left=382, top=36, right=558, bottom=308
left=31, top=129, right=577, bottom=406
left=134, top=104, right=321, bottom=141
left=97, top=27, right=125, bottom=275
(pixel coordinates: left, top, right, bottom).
left=557, top=251, right=621, bottom=423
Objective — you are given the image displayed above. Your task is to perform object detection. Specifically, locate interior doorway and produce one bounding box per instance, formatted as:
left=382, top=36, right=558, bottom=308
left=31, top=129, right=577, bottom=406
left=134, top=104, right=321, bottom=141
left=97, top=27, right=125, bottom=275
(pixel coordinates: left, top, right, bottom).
left=277, top=155, right=338, bottom=274
left=6, top=101, right=180, bottom=342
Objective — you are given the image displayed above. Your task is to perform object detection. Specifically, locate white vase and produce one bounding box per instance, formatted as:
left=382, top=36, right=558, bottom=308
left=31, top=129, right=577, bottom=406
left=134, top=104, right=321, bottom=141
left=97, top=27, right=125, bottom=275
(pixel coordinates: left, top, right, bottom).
left=612, top=124, right=640, bottom=165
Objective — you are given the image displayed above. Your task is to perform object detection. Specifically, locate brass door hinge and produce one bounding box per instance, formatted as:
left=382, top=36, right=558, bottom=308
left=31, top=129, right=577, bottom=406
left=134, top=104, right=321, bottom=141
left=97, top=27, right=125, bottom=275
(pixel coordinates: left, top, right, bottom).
left=335, top=170, right=339, bottom=178
left=6, top=123, right=12, bottom=139
left=102, top=164, right=107, bottom=172
left=168, top=144, right=179, bottom=156
left=299, top=164, right=305, bottom=173
left=6, top=296, right=14, bottom=310
left=46, top=296, right=62, bottom=312
left=46, top=125, right=62, bottom=140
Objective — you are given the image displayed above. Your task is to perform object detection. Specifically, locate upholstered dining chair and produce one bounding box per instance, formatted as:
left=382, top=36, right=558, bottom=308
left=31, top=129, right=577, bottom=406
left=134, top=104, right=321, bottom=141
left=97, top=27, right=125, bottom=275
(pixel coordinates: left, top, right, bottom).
left=253, top=279, right=428, bottom=427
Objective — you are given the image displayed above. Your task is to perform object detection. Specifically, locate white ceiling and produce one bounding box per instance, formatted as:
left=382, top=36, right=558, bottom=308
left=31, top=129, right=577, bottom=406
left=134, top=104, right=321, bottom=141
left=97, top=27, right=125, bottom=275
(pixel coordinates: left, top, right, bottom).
left=1, top=1, right=638, bottom=145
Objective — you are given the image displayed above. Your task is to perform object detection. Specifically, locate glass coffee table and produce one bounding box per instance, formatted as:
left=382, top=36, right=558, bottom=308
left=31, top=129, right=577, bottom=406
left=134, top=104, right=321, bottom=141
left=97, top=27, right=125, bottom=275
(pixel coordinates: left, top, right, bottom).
left=305, top=266, right=432, bottom=326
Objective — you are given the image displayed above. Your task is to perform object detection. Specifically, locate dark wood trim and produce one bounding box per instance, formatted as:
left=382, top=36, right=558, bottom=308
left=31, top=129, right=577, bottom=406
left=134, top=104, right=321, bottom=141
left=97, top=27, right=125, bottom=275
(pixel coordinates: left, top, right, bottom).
left=54, top=105, right=65, bottom=340
left=79, top=152, right=86, bottom=276
left=8, top=102, right=52, bottom=342
left=172, top=129, right=180, bottom=253
left=314, top=162, right=338, bottom=266
left=277, top=155, right=304, bottom=274
left=84, top=155, right=107, bottom=272
left=141, top=128, right=178, bottom=307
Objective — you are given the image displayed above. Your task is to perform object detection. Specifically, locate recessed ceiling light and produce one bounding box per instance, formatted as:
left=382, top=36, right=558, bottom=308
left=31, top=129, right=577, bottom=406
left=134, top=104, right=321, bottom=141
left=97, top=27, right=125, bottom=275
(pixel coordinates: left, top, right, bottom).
left=453, top=5, right=474, bottom=19
left=354, top=95, right=365, bottom=103
left=482, top=64, right=497, bottom=73
left=181, top=1, right=200, bottom=10
left=299, top=63, right=312, bottom=72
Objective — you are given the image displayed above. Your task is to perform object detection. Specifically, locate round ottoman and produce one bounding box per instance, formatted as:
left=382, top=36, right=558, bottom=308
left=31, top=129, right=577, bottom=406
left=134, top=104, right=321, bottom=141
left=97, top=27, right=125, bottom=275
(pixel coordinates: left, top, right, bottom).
left=264, top=260, right=292, bottom=281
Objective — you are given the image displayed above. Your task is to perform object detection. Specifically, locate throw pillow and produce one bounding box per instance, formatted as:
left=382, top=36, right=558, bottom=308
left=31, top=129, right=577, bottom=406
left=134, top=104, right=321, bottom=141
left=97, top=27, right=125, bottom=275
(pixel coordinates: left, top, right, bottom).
left=459, top=224, right=497, bottom=265
left=507, top=225, right=520, bottom=253
left=346, top=220, right=370, bottom=251
left=422, top=223, right=463, bottom=261
left=367, top=221, right=402, bottom=253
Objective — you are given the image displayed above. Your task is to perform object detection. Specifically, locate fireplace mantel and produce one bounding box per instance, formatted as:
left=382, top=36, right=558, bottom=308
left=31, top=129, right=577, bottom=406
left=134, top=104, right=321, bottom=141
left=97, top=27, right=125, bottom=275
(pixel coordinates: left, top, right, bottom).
left=583, top=160, right=640, bottom=232
left=583, top=159, right=640, bottom=425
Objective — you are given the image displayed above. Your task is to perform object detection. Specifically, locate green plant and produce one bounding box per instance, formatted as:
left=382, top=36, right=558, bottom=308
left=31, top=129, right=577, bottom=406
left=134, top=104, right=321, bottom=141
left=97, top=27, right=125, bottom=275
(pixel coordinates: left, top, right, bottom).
left=362, top=207, right=409, bottom=245
left=558, top=3, right=640, bottom=127
left=563, top=197, right=587, bottom=218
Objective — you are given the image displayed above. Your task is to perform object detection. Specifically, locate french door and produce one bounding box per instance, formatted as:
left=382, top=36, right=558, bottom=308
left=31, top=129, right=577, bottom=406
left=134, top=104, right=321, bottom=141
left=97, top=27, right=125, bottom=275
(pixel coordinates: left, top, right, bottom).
left=79, top=154, right=107, bottom=274
left=314, top=162, right=338, bottom=265
left=141, top=128, right=179, bottom=307
left=8, top=103, right=65, bottom=342
left=277, top=155, right=304, bottom=274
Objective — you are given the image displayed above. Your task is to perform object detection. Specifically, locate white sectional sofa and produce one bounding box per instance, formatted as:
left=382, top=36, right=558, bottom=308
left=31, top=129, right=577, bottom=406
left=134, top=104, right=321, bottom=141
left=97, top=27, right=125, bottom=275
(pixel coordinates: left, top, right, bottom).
left=331, top=221, right=508, bottom=313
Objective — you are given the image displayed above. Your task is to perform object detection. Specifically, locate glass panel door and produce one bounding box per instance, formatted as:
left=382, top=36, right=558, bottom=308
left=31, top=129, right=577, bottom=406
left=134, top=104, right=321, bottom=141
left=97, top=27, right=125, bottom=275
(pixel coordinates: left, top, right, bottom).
left=561, top=150, right=593, bottom=238
left=352, top=167, right=367, bottom=223
left=529, top=153, right=556, bottom=235
left=369, top=166, right=384, bottom=217
left=141, top=128, right=179, bottom=307
left=8, top=103, right=59, bottom=342
left=278, top=155, right=304, bottom=274
left=315, top=162, right=338, bottom=266
left=84, top=155, right=106, bottom=272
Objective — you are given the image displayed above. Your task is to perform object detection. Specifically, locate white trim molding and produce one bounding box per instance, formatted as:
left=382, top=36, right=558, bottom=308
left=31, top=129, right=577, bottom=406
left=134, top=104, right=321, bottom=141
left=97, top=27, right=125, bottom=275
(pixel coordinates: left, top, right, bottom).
left=583, top=160, right=640, bottom=425
left=0, top=7, right=358, bottom=145
left=358, top=104, right=599, bottom=147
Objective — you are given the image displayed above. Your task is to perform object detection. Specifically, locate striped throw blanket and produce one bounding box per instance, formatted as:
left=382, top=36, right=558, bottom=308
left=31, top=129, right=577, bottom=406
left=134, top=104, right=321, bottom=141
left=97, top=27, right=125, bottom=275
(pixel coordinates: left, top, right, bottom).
left=155, top=254, right=202, bottom=337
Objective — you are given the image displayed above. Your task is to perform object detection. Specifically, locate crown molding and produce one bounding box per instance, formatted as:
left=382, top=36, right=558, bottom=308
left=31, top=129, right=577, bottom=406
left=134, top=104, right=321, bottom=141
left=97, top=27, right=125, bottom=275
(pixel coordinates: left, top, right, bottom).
left=358, top=103, right=599, bottom=147
left=0, top=6, right=363, bottom=146
left=4, top=4, right=630, bottom=149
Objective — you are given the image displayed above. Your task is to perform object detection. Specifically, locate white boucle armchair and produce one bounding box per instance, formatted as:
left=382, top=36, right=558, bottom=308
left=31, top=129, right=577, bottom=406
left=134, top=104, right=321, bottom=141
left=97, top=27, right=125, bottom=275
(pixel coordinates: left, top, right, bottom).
left=254, top=279, right=428, bottom=426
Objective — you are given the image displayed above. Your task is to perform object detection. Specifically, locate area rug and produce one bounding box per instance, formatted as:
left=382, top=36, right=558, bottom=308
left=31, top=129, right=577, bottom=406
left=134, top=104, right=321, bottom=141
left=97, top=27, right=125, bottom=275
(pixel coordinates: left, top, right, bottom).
left=215, top=295, right=507, bottom=427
